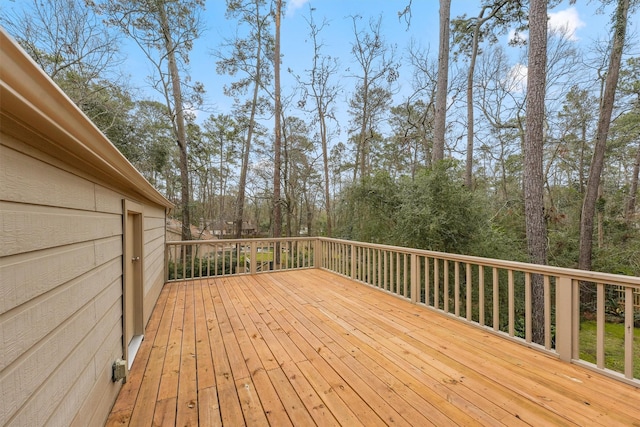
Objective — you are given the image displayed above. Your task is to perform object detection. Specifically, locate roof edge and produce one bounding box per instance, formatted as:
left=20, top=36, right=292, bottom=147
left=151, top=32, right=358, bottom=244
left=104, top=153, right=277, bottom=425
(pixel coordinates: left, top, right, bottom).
left=0, top=27, right=173, bottom=209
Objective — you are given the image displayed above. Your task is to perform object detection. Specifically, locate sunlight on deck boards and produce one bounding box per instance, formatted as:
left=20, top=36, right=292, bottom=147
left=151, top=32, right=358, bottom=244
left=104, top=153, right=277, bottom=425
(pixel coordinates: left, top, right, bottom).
left=106, top=269, right=640, bottom=426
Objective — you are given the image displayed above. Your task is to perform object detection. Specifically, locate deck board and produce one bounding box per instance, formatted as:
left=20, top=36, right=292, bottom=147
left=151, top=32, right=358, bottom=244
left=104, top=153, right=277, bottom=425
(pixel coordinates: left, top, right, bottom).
left=106, top=269, right=640, bottom=426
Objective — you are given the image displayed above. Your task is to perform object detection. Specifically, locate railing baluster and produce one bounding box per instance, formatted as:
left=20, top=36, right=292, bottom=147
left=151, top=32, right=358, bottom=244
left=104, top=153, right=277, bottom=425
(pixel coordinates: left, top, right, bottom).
left=213, top=244, right=220, bottom=276
left=425, top=257, right=430, bottom=306
left=493, top=267, right=499, bottom=332
left=404, top=253, right=409, bottom=298
left=572, top=279, right=580, bottom=360
left=412, top=254, right=419, bottom=303
left=479, top=265, right=485, bottom=326
left=597, top=283, right=605, bottom=369
left=371, top=249, right=376, bottom=287
left=370, top=248, right=374, bottom=286
left=544, top=275, right=551, bottom=350
left=444, top=259, right=449, bottom=313
left=508, top=269, right=514, bottom=337
left=525, top=272, right=532, bottom=343
left=434, top=258, right=440, bottom=310
left=624, top=287, right=634, bottom=379
left=223, top=245, right=227, bottom=275
left=182, top=245, right=186, bottom=280
left=207, top=245, right=211, bottom=277
left=454, top=261, right=460, bottom=317
left=466, top=263, right=472, bottom=322
left=382, top=251, right=387, bottom=292
left=396, top=252, right=401, bottom=296
left=388, top=252, right=392, bottom=292
left=190, top=245, right=195, bottom=279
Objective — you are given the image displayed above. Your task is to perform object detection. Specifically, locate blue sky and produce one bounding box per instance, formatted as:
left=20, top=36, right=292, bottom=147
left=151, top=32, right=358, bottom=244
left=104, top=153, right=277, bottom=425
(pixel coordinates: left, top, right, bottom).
left=181, top=0, right=634, bottom=124
left=1, top=0, right=636, bottom=125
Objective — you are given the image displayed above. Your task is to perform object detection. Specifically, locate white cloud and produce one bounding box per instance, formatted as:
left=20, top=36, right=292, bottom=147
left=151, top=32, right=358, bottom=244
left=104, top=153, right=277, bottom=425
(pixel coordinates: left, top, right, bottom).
left=548, top=7, right=585, bottom=41
left=286, top=0, right=309, bottom=17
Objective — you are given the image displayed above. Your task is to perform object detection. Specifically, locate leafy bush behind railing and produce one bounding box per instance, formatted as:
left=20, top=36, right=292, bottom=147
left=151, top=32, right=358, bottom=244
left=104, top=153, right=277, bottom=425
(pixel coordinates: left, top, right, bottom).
left=167, top=253, right=241, bottom=280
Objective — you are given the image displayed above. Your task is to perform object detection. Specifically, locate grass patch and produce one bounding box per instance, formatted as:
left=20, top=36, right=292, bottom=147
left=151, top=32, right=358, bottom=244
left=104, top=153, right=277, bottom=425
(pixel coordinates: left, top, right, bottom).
left=254, top=251, right=274, bottom=263
left=579, top=320, right=640, bottom=379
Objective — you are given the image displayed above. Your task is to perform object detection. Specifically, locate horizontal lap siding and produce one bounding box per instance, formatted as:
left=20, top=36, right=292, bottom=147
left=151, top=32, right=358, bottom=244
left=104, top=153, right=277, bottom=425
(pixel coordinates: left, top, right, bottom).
left=143, top=206, right=166, bottom=326
left=0, top=142, right=165, bottom=426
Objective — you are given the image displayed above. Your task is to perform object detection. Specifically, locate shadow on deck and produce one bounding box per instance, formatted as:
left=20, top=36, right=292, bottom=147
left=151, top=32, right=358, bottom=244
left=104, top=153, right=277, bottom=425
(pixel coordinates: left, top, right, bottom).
left=106, top=269, right=640, bottom=426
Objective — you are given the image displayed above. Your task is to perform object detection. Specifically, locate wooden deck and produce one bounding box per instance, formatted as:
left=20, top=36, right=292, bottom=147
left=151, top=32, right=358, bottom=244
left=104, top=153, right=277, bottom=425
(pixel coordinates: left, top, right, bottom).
left=106, top=269, right=640, bottom=426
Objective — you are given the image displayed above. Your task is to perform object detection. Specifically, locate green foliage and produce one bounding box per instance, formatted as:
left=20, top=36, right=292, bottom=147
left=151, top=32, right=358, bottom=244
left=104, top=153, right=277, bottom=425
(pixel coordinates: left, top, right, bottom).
left=168, top=253, right=241, bottom=280
left=580, top=320, right=640, bottom=378
left=335, top=170, right=400, bottom=243
left=336, top=161, right=524, bottom=259
left=394, top=161, right=484, bottom=253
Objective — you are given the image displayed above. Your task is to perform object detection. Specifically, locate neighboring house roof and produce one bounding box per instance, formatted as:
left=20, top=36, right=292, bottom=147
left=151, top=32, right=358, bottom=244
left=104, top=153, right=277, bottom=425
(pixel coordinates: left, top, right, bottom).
left=0, top=28, right=172, bottom=210
left=166, top=218, right=216, bottom=240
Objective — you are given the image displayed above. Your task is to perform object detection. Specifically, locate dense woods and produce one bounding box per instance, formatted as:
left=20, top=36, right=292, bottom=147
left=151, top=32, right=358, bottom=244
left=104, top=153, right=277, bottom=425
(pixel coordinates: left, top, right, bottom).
left=2, top=0, right=639, bottom=277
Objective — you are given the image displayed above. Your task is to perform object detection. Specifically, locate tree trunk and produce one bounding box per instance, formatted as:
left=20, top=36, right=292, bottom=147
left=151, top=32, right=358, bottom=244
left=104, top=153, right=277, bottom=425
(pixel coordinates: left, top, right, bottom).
left=524, top=0, right=548, bottom=345
left=282, top=115, right=292, bottom=237
left=597, top=181, right=605, bottom=249
left=625, top=140, right=640, bottom=222
left=234, top=4, right=264, bottom=239
left=358, top=82, right=370, bottom=181
left=433, top=0, right=451, bottom=163
left=464, top=19, right=480, bottom=188
left=579, top=0, right=630, bottom=272
left=273, top=0, right=282, bottom=241
left=320, top=113, right=332, bottom=236
left=158, top=2, right=191, bottom=242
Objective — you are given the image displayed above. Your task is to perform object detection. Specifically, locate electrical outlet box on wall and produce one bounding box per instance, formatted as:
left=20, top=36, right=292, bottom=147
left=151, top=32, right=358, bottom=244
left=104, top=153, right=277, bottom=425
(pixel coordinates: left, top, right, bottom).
left=112, top=359, right=128, bottom=383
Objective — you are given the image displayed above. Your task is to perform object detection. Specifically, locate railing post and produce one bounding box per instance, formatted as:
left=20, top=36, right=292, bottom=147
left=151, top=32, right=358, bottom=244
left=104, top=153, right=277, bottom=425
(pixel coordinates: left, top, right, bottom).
left=250, top=241, right=257, bottom=274
left=314, top=238, right=321, bottom=269
left=410, top=253, right=418, bottom=303
left=165, top=243, right=169, bottom=283
left=556, top=276, right=574, bottom=362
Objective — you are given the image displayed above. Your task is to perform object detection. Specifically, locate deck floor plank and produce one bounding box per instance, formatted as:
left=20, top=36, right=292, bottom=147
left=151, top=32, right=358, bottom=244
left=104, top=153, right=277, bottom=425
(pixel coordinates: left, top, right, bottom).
left=273, top=271, right=566, bottom=425
left=258, top=273, right=490, bottom=426
left=194, top=282, right=216, bottom=391
left=313, top=271, right=634, bottom=425
left=176, top=281, right=199, bottom=426
left=201, top=281, right=244, bottom=426
left=217, top=281, right=294, bottom=427
left=253, top=274, right=442, bottom=426
left=108, top=269, right=640, bottom=426
left=298, top=269, right=640, bottom=425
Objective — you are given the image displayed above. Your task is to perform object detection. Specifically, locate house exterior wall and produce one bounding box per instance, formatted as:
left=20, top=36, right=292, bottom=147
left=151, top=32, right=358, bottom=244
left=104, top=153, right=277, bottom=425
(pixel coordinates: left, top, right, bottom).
left=0, top=29, right=171, bottom=426
left=0, top=122, right=168, bottom=427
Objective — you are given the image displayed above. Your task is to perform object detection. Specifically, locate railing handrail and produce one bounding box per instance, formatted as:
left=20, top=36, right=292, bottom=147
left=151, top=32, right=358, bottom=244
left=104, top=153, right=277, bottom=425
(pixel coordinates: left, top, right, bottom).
left=316, top=237, right=640, bottom=288
left=167, top=236, right=317, bottom=245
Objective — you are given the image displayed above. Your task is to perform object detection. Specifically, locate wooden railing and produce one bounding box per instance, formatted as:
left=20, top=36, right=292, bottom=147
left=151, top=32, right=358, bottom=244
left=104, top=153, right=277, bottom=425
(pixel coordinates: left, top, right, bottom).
left=165, top=237, right=316, bottom=281
left=165, top=237, right=640, bottom=387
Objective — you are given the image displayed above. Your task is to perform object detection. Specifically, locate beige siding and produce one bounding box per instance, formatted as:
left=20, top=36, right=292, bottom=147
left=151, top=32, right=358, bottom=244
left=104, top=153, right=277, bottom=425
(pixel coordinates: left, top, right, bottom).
left=0, top=144, right=167, bottom=426
left=142, top=204, right=166, bottom=326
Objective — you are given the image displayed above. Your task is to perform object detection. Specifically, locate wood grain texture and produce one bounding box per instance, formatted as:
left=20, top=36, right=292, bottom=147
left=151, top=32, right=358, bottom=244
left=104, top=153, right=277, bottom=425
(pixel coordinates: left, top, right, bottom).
left=107, top=270, right=640, bottom=426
